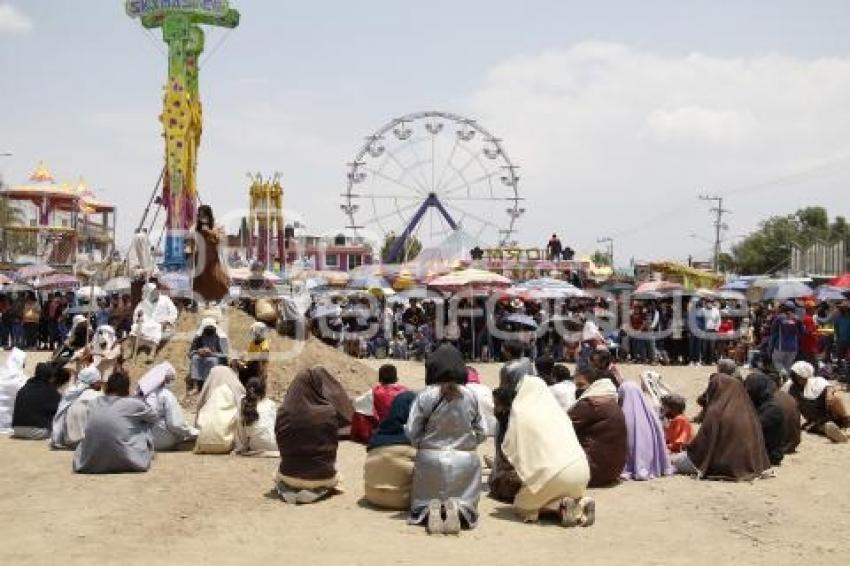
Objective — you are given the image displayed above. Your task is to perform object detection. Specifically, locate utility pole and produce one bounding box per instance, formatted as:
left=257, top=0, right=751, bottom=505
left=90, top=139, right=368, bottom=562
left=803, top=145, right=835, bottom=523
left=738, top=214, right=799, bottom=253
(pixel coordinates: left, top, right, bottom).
left=597, top=236, right=614, bottom=268
left=699, top=195, right=731, bottom=272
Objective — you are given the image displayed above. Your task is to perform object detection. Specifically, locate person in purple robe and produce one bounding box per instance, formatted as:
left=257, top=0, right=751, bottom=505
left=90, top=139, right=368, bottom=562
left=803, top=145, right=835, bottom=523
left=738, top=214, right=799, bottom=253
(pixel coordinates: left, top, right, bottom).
left=618, top=381, right=672, bottom=480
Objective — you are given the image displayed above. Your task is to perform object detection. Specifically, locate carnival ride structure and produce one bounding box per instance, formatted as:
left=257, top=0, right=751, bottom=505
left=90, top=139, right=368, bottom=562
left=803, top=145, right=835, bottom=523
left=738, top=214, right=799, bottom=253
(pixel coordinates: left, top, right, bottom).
left=341, top=111, right=524, bottom=264
left=0, top=162, right=116, bottom=267
left=126, top=0, right=240, bottom=269
left=246, top=172, right=285, bottom=270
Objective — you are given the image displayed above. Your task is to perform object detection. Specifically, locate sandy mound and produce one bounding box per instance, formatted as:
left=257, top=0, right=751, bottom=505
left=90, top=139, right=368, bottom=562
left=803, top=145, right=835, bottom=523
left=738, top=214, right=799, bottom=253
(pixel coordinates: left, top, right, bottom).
left=121, top=308, right=375, bottom=404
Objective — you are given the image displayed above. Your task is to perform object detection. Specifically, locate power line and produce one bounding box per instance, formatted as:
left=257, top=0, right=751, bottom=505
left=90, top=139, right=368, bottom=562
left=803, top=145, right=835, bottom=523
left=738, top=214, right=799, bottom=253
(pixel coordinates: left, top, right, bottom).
left=699, top=195, right=731, bottom=272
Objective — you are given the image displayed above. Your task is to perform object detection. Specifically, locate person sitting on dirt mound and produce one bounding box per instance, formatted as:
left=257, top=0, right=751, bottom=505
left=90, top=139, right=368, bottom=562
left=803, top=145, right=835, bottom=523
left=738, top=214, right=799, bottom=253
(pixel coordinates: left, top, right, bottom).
left=130, top=283, right=178, bottom=360
left=350, top=364, right=408, bottom=444
left=73, top=371, right=157, bottom=474
left=188, top=318, right=230, bottom=396
left=11, top=362, right=61, bottom=440
left=406, top=344, right=485, bottom=535
left=784, top=361, right=849, bottom=443
left=274, top=367, right=354, bottom=504
left=568, top=368, right=627, bottom=488
left=501, top=374, right=595, bottom=527
left=672, top=373, right=771, bottom=480
left=137, top=362, right=198, bottom=452
left=364, top=391, right=417, bottom=510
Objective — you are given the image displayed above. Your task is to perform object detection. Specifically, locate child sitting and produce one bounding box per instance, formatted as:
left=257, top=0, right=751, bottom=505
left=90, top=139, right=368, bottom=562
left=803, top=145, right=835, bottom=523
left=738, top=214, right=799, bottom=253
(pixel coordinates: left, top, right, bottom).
left=661, top=394, right=693, bottom=454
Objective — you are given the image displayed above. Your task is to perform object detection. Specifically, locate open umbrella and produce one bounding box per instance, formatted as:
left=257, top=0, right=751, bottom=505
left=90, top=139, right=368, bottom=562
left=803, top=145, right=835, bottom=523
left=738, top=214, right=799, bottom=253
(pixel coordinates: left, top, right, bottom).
left=17, top=264, right=55, bottom=281
left=0, top=274, right=12, bottom=285
left=103, top=276, right=131, bottom=293
left=34, top=273, right=80, bottom=290
left=762, top=281, right=813, bottom=301
left=76, top=286, right=106, bottom=301
left=634, top=280, right=684, bottom=294
left=1, top=283, right=33, bottom=294
left=159, top=272, right=191, bottom=293
left=721, top=279, right=751, bottom=291
left=428, top=268, right=511, bottom=291
left=503, top=313, right=538, bottom=330
left=348, top=276, right=392, bottom=290
left=828, top=273, right=850, bottom=288
left=816, top=286, right=847, bottom=302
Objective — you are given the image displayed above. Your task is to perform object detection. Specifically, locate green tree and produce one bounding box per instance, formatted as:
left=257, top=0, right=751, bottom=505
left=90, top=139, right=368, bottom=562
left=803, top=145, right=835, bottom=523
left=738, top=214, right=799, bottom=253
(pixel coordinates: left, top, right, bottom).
left=380, top=232, right=422, bottom=262
left=732, top=207, right=850, bottom=275
left=591, top=250, right=611, bottom=267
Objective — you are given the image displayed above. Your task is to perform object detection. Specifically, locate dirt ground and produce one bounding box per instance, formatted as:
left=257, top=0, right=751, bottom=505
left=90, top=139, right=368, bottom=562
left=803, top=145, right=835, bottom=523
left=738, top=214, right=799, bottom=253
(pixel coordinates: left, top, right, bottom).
left=1, top=352, right=849, bottom=566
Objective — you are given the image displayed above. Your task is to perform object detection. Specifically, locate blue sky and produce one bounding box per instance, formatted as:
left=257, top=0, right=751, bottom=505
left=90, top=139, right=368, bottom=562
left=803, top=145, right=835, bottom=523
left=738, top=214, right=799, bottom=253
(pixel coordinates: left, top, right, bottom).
left=2, top=1, right=850, bottom=265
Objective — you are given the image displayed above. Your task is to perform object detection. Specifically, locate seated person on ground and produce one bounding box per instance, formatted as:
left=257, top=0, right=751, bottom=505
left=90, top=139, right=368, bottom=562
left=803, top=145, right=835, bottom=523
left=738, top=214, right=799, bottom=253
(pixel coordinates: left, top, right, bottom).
left=274, top=367, right=354, bottom=504
left=73, top=371, right=157, bottom=474
left=502, top=374, right=595, bottom=527
left=672, top=373, right=771, bottom=480
left=235, top=376, right=279, bottom=457
left=11, top=362, right=61, bottom=440
left=784, top=361, right=848, bottom=443
left=351, top=364, right=409, bottom=444
left=364, top=391, right=417, bottom=510
left=568, top=368, right=627, bottom=487
left=194, top=366, right=246, bottom=454
left=0, top=349, right=28, bottom=434
left=745, top=373, right=787, bottom=466
left=464, top=366, right=496, bottom=437
left=618, top=381, right=671, bottom=480
left=660, top=394, right=693, bottom=454
left=549, top=364, right=577, bottom=413
left=188, top=317, right=230, bottom=395
left=406, top=344, right=485, bottom=535
left=137, top=362, right=198, bottom=451
left=50, top=366, right=103, bottom=449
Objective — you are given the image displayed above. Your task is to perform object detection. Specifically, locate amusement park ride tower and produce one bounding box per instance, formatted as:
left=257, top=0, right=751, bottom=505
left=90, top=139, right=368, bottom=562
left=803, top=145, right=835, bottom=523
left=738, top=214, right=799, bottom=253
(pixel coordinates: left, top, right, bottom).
left=126, top=1, right=239, bottom=269
left=247, top=173, right=285, bottom=270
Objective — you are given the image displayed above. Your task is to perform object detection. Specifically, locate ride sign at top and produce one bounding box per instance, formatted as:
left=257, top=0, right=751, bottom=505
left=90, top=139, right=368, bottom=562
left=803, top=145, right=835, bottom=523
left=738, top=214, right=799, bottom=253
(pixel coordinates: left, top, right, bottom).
left=126, top=0, right=231, bottom=19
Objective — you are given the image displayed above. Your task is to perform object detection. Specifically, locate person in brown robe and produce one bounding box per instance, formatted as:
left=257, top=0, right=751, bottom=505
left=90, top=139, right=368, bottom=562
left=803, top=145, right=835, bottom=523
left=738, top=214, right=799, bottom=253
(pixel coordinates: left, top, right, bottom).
left=274, top=367, right=354, bottom=504
left=192, top=205, right=230, bottom=304
left=567, top=369, right=627, bottom=487
left=678, top=373, right=771, bottom=481
left=773, top=388, right=802, bottom=454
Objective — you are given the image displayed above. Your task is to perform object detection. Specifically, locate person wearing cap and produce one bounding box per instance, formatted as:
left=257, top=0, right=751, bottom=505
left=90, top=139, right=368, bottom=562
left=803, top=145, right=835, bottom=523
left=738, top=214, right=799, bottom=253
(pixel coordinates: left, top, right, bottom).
left=50, top=366, right=104, bottom=449
left=188, top=318, right=230, bottom=395
left=769, top=301, right=804, bottom=374
left=784, top=361, right=849, bottom=443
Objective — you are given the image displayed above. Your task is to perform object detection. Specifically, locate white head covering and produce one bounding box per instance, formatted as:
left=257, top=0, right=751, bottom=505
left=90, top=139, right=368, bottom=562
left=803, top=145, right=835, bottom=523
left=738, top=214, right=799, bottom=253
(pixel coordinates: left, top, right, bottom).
left=72, top=314, right=87, bottom=327
left=790, top=360, right=829, bottom=400
left=2, top=348, right=27, bottom=376
left=137, top=361, right=176, bottom=407
left=51, top=365, right=103, bottom=442
left=196, top=317, right=222, bottom=337
left=250, top=321, right=268, bottom=342
left=78, top=366, right=103, bottom=386
left=502, top=374, right=588, bottom=494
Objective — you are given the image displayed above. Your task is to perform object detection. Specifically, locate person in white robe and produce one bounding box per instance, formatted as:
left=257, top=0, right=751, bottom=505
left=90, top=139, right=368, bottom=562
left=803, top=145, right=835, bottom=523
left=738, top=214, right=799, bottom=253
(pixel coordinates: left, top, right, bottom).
left=0, top=349, right=28, bottom=434
left=82, top=325, right=123, bottom=377
left=234, top=376, right=279, bottom=457
left=136, top=362, right=198, bottom=451
left=131, top=283, right=178, bottom=358
left=50, top=366, right=103, bottom=449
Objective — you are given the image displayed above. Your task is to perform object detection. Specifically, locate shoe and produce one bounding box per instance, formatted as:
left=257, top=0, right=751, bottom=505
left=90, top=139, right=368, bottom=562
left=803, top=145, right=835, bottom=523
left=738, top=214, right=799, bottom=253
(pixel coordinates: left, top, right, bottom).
left=559, top=498, right=580, bottom=527
left=426, top=499, right=444, bottom=535
left=443, top=499, right=461, bottom=535
left=824, top=422, right=848, bottom=443
left=578, top=497, right=596, bottom=527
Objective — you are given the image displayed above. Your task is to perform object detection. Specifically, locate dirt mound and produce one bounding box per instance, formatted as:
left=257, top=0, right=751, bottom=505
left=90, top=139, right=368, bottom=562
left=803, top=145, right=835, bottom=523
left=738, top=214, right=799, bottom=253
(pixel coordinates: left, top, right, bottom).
left=122, top=308, right=375, bottom=405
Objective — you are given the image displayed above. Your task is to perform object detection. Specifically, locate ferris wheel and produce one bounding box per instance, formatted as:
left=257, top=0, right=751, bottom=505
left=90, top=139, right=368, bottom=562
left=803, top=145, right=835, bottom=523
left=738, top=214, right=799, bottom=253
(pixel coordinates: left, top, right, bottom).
left=341, top=111, right=524, bottom=263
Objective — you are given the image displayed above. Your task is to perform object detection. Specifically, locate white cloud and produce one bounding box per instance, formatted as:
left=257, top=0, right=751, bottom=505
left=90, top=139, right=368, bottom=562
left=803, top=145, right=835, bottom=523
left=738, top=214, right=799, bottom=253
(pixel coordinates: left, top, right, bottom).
left=468, top=42, right=850, bottom=264
left=0, top=4, right=32, bottom=33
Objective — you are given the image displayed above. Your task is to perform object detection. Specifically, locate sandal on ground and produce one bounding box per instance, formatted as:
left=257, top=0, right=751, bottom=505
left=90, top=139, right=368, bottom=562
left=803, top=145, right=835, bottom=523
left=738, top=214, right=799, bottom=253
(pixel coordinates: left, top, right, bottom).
left=578, top=497, right=596, bottom=527
left=443, top=499, right=462, bottom=535
left=426, top=499, right=444, bottom=535
left=559, top=498, right=580, bottom=528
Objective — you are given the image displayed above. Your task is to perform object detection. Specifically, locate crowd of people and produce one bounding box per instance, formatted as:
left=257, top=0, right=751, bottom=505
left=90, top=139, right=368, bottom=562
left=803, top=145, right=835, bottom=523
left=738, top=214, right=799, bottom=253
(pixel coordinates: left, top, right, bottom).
left=1, top=322, right=847, bottom=535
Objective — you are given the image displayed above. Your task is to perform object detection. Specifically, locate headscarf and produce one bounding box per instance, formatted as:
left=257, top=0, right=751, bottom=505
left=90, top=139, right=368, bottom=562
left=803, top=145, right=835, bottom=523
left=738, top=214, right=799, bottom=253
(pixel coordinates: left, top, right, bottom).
left=136, top=362, right=176, bottom=408
left=13, top=363, right=60, bottom=431
left=466, top=367, right=481, bottom=384
left=502, top=374, right=587, bottom=494
left=578, top=377, right=618, bottom=400
left=425, top=344, right=467, bottom=385
left=1, top=349, right=27, bottom=380
left=618, top=381, right=671, bottom=480
left=51, top=366, right=102, bottom=444
left=275, top=367, right=354, bottom=480
left=790, top=361, right=828, bottom=401
left=367, top=391, right=416, bottom=450
left=499, top=358, right=533, bottom=392
left=196, top=365, right=245, bottom=417
left=687, top=374, right=771, bottom=481
left=91, top=325, right=118, bottom=355
left=250, top=321, right=268, bottom=342
left=193, top=317, right=225, bottom=352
